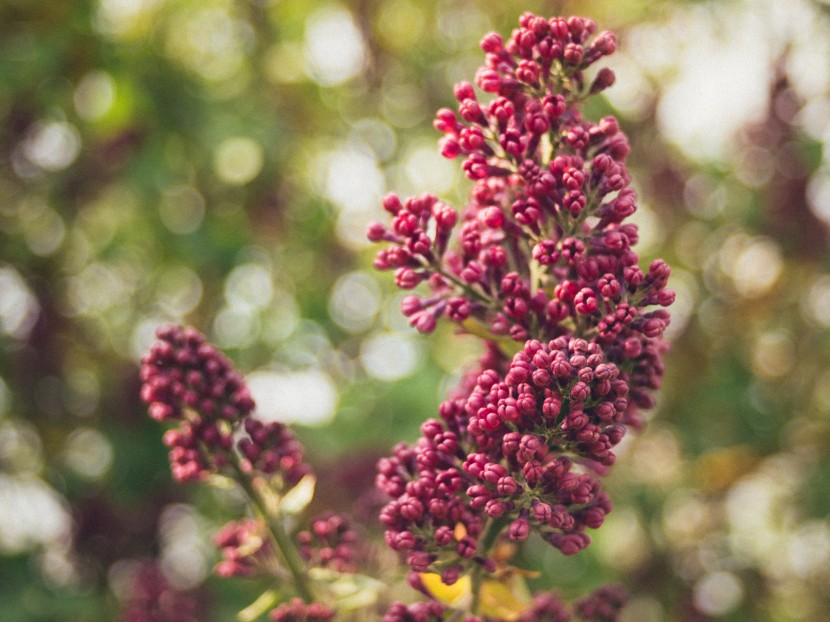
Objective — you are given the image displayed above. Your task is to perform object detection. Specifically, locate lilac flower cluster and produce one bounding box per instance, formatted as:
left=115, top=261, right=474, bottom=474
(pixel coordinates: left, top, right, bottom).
left=213, top=518, right=273, bottom=578
left=371, top=11, right=671, bottom=617
left=369, top=12, right=673, bottom=428
left=517, top=592, right=571, bottom=622
left=574, top=584, right=628, bottom=622
left=297, top=512, right=359, bottom=573
left=119, top=561, right=203, bottom=622
left=140, top=325, right=254, bottom=481
left=239, top=418, right=311, bottom=487
left=140, top=325, right=309, bottom=486
left=383, top=601, right=446, bottom=622
left=269, top=598, right=335, bottom=622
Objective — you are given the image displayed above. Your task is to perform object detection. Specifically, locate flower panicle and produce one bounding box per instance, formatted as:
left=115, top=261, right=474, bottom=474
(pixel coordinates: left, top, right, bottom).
left=370, top=11, right=672, bottom=618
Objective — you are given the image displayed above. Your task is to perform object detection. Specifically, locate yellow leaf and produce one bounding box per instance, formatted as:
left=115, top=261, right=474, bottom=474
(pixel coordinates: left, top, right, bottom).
left=479, top=577, right=531, bottom=621
left=419, top=573, right=472, bottom=609
left=420, top=570, right=532, bottom=619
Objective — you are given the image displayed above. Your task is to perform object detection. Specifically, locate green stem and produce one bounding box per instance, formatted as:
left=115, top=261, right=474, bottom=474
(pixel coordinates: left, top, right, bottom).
left=233, top=466, right=315, bottom=603
left=469, top=516, right=509, bottom=615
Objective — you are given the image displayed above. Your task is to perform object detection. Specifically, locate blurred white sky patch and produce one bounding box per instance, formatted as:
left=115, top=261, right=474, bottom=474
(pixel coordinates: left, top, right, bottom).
left=404, top=143, right=457, bottom=197
left=802, top=274, right=830, bottom=328
left=0, top=265, right=40, bottom=340
left=622, top=0, right=830, bottom=163
left=645, top=4, right=771, bottom=161
left=662, top=268, right=696, bottom=342
left=328, top=270, right=381, bottom=334
left=211, top=260, right=279, bottom=349
left=360, top=331, right=423, bottom=381
left=319, top=143, right=386, bottom=249
left=304, top=6, right=367, bottom=86
left=159, top=504, right=211, bottom=590
left=247, top=368, right=338, bottom=427
left=0, top=474, right=72, bottom=555
left=807, top=170, right=830, bottom=226
left=787, top=520, right=830, bottom=579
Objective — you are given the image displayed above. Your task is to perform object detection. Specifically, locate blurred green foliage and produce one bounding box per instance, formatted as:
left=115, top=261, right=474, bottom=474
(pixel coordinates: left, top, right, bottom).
left=1, top=0, right=830, bottom=620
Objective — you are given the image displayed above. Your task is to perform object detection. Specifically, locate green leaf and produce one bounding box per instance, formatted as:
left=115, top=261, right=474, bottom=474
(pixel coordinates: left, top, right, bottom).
left=237, top=589, right=278, bottom=622
left=307, top=568, right=385, bottom=611
left=279, top=474, right=316, bottom=516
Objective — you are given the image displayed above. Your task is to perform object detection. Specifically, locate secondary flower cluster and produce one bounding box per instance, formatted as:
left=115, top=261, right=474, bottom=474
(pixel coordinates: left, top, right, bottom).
left=119, top=561, right=203, bottom=622
left=141, top=325, right=341, bottom=618
left=371, top=11, right=671, bottom=618
left=269, top=599, right=335, bottom=622
left=297, top=513, right=359, bottom=573
left=140, top=325, right=254, bottom=481
left=383, top=585, right=621, bottom=622
left=214, top=518, right=274, bottom=578
left=140, top=325, right=310, bottom=485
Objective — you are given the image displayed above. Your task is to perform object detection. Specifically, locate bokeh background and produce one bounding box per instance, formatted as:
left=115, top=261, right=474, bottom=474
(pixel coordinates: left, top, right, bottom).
left=1, top=0, right=830, bottom=620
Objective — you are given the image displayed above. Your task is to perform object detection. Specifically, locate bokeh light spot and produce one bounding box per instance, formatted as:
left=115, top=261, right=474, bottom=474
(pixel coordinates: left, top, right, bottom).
left=802, top=274, right=830, bottom=327
left=156, top=266, right=203, bottom=317
left=693, top=571, right=744, bottom=616
left=350, top=118, right=397, bottom=162
left=225, top=263, right=273, bottom=311
left=720, top=234, right=783, bottom=298
left=751, top=331, right=796, bottom=379
left=0, top=420, right=43, bottom=474
left=19, top=121, right=81, bottom=173
left=596, top=507, right=650, bottom=571
left=0, top=266, right=40, bottom=339
left=213, top=137, right=264, bottom=186
left=20, top=201, right=66, bottom=256
left=264, top=42, right=305, bottom=84
left=95, top=0, right=162, bottom=40
left=74, top=71, right=116, bottom=121
left=328, top=271, right=381, bottom=334
left=213, top=307, right=259, bottom=349
left=360, top=332, right=422, bottom=381
left=63, top=428, right=113, bottom=480
left=159, top=185, right=206, bottom=235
